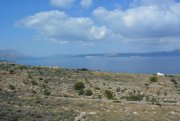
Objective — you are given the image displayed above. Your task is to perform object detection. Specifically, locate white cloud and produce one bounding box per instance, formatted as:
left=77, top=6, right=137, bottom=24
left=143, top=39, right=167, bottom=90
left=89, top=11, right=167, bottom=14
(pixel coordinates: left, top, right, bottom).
left=50, top=0, right=75, bottom=8
left=92, top=1, right=180, bottom=50
left=80, top=0, right=93, bottom=8
left=16, top=10, right=109, bottom=43
left=93, top=3, right=180, bottom=39
left=131, top=0, right=175, bottom=8
left=16, top=0, right=180, bottom=51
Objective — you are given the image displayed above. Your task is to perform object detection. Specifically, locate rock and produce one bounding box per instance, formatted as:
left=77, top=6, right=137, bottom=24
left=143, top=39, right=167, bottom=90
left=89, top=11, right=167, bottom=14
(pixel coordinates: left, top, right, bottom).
left=88, top=112, right=96, bottom=115
left=170, top=111, right=176, bottom=115
left=133, top=112, right=139, bottom=115
left=75, top=112, right=86, bottom=121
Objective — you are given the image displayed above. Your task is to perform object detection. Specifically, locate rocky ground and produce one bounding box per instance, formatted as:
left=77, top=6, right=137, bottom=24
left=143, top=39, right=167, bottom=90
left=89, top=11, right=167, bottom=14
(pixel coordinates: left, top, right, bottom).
left=0, top=62, right=179, bottom=121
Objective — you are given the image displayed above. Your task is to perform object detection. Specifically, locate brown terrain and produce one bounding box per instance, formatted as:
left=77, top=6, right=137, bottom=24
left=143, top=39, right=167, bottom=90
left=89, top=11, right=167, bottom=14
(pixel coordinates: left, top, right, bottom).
left=0, top=62, right=179, bottom=121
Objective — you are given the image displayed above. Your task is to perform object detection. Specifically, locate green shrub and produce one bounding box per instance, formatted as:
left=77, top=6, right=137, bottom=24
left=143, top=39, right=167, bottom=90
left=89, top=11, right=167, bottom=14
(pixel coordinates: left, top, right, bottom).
left=9, top=70, right=15, bottom=74
left=150, top=76, right=158, bottom=82
left=144, top=83, right=149, bottom=87
left=44, top=89, right=51, bottom=96
left=78, top=89, right=84, bottom=95
left=94, top=87, right=100, bottom=90
left=77, top=68, right=89, bottom=71
left=116, top=87, right=121, bottom=92
left=18, top=65, right=28, bottom=70
left=74, top=82, right=85, bottom=90
left=85, top=90, right=93, bottom=96
left=35, top=96, right=42, bottom=104
left=39, top=77, right=43, bottom=80
left=171, top=78, right=178, bottom=85
left=113, top=100, right=121, bottom=103
left=31, top=80, right=38, bottom=85
left=9, top=84, right=16, bottom=90
left=23, top=80, right=29, bottom=85
left=151, top=97, right=158, bottom=104
left=28, top=74, right=32, bottom=79
left=164, top=92, right=167, bottom=96
left=104, top=90, right=113, bottom=99
left=44, top=79, right=49, bottom=83
left=125, top=92, right=144, bottom=101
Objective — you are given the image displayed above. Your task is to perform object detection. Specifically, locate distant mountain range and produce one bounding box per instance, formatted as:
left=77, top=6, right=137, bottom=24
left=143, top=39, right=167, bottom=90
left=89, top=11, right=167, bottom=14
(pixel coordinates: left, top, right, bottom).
left=0, top=49, right=180, bottom=60
left=75, top=50, right=180, bottom=57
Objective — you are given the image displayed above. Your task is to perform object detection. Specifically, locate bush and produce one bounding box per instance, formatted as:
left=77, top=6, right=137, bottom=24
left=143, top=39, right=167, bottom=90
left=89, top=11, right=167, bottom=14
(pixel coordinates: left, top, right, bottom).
left=85, top=90, right=93, bottom=96
left=9, top=84, right=16, bottom=90
left=31, top=80, right=38, bottom=86
left=94, top=87, right=100, bottom=90
left=151, top=97, right=158, bottom=104
left=125, top=92, right=144, bottom=101
left=44, top=79, right=49, bottom=83
left=28, top=74, right=32, bottom=79
left=77, top=68, right=89, bottom=71
left=74, top=82, right=85, bottom=90
left=18, top=65, right=28, bottom=70
left=116, top=87, right=121, bottom=92
left=9, top=70, right=15, bottom=74
left=150, top=76, right=158, bottom=82
left=39, top=77, right=43, bottom=80
left=104, top=90, right=113, bottom=99
left=171, top=78, right=178, bottom=85
left=44, top=89, right=51, bottom=96
left=78, top=89, right=84, bottom=95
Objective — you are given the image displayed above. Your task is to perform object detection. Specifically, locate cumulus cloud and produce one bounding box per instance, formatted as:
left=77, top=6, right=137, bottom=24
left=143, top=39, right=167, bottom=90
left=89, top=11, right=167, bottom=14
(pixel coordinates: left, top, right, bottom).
left=50, top=0, right=74, bottom=8
left=80, top=0, right=93, bottom=8
left=91, top=0, right=180, bottom=50
left=93, top=2, right=180, bottom=39
left=16, top=0, right=180, bottom=51
left=16, top=10, right=109, bottom=43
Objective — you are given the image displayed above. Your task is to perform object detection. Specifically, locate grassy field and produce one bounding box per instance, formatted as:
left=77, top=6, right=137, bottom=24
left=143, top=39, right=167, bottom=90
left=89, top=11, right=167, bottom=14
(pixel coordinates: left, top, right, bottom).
left=0, top=62, right=179, bottom=121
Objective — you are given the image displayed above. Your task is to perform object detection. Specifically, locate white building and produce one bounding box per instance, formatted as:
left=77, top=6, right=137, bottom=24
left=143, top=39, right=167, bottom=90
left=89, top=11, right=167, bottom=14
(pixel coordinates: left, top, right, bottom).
left=156, top=72, right=165, bottom=76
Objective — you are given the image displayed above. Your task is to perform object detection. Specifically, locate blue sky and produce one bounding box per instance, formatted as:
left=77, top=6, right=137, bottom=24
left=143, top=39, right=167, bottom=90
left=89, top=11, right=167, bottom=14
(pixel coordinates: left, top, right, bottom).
left=0, top=0, right=180, bottom=56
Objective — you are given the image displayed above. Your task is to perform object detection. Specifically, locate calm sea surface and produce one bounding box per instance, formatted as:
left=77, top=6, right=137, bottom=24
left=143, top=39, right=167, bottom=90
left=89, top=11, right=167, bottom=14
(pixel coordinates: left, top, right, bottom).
left=15, top=56, right=180, bottom=74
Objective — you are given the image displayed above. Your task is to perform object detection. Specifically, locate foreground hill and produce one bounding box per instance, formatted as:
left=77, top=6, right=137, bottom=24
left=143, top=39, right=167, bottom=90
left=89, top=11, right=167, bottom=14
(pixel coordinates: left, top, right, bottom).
left=0, top=62, right=179, bottom=121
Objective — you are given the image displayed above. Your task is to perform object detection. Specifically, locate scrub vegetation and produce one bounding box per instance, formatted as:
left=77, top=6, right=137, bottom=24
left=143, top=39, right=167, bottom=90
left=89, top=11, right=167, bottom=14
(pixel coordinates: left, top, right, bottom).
left=0, top=62, right=179, bottom=121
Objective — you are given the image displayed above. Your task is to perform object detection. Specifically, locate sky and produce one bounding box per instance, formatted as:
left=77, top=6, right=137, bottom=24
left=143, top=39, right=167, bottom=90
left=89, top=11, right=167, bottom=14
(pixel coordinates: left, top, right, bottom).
left=0, top=0, right=180, bottom=56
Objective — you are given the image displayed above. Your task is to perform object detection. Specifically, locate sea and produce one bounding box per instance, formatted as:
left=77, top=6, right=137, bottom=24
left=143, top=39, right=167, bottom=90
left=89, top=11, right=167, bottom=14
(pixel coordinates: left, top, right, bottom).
left=12, top=56, right=180, bottom=74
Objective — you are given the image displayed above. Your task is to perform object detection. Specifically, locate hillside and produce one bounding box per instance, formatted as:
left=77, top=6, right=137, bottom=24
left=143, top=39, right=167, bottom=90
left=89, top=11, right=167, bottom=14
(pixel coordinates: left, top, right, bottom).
left=0, top=49, right=25, bottom=60
left=0, top=62, right=179, bottom=121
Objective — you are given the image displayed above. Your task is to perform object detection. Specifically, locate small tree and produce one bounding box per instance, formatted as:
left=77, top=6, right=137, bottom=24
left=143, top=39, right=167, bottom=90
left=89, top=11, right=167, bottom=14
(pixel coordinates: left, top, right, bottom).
left=74, top=82, right=85, bottom=90
left=104, top=90, right=113, bottom=99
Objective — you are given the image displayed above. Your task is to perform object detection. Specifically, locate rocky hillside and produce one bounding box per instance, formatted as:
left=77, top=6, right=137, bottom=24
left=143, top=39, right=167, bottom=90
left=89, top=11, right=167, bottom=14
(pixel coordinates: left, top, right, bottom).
left=0, top=62, right=179, bottom=121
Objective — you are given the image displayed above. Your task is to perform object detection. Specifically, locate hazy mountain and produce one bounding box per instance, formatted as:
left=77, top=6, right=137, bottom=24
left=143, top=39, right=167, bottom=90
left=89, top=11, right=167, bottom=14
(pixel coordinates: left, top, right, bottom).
left=75, top=50, right=180, bottom=57
left=0, top=49, right=26, bottom=60
left=1, top=49, right=180, bottom=60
